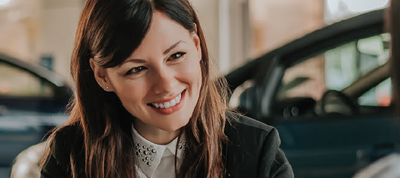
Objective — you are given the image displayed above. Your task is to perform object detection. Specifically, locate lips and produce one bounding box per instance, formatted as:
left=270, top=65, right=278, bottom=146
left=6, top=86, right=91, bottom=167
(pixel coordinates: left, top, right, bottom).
left=148, top=90, right=185, bottom=115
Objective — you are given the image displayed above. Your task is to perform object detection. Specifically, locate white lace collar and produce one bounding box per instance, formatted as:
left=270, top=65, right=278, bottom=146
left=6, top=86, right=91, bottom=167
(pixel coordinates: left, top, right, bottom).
left=132, top=126, right=186, bottom=178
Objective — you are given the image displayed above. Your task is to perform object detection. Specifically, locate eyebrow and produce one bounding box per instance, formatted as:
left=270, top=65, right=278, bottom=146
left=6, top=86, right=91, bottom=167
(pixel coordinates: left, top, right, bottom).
left=164, top=40, right=182, bottom=55
left=121, top=40, right=183, bottom=65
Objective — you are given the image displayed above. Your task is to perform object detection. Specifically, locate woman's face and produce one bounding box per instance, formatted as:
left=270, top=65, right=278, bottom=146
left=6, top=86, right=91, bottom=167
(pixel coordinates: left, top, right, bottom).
left=95, top=11, right=202, bottom=142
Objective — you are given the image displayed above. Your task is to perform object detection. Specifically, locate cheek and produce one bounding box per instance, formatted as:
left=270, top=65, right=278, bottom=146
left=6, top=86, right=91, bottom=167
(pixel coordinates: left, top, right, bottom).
left=115, top=85, right=150, bottom=118
left=116, top=85, right=141, bottom=106
left=108, top=77, right=148, bottom=108
left=181, top=56, right=202, bottom=87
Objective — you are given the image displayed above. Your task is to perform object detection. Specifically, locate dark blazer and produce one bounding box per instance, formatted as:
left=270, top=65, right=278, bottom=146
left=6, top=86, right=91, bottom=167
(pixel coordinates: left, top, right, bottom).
left=41, top=113, right=293, bottom=178
left=223, top=114, right=293, bottom=178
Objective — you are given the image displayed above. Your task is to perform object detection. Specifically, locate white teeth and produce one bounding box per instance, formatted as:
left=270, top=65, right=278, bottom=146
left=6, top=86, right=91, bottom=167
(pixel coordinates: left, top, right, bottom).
left=164, top=102, right=171, bottom=108
left=170, top=100, right=176, bottom=106
left=151, top=93, right=182, bottom=109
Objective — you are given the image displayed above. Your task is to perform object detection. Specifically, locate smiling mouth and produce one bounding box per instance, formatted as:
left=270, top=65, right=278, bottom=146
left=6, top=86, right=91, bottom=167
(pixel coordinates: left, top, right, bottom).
left=148, top=90, right=184, bottom=109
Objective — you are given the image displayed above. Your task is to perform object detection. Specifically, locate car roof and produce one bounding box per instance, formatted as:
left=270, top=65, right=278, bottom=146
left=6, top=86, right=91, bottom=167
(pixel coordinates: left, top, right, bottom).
left=0, top=52, right=68, bottom=88
left=225, top=9, right=385, bottom=91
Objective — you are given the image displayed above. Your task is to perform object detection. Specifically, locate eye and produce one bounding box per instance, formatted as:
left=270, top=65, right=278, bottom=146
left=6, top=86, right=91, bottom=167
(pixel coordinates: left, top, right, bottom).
left=126, top=66, right=147, bottom=75
left=168, top=52, right=186, bottom=61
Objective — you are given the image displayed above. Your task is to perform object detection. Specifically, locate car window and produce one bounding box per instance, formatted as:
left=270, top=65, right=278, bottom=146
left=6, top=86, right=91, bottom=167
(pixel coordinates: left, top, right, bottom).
left=0, top=61, right=54, bottom=98
left=276, top=54, right=326, bottom=101
left=276, top=33, right=390, bottom=110
left=324, top=35, right=389, bottom=91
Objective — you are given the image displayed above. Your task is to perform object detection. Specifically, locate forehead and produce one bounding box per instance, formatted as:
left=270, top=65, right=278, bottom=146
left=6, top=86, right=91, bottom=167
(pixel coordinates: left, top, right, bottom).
left=130, top=11, right=192, bottom=57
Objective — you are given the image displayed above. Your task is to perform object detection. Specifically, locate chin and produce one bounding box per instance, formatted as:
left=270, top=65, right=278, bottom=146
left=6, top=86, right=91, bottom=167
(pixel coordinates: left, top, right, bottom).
left=162, top=118, right=190, bottom=132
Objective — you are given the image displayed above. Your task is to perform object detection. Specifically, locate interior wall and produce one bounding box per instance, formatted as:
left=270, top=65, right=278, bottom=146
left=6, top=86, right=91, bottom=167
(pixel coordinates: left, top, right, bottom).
left=39, top=0, right=82, bottom=84
left=0, top=0, right=325, bottom=83
left=218, top=0, right=251, bottom=74
left=0, top=0, right=41, bottom=61
left=250, top=0, right=325, bottom=57
left=190, top=0, right=220, bottom=74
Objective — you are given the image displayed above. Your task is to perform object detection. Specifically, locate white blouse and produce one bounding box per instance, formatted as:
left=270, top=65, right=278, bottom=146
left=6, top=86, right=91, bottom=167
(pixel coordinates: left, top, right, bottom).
left=132, top=127, right=185, bottom=178
left=352, top=153, right=400, bottom=178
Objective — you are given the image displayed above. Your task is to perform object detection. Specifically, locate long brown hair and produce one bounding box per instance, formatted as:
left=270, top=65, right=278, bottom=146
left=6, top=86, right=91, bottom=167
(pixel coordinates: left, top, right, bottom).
left=42, top=0, right=228, bottom=177
left=388, top=0, right=400, bottom=115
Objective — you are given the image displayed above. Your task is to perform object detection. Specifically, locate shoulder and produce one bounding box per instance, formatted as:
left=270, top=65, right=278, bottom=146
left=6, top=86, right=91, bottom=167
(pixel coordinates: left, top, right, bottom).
left=53, top=123, right=82, bottom=139
left=41, top=123, right=83, bottom=177
left=52, top=123, right=82, bottom=147
left=49, top=123, right=83, bottom=163
left=225, top=112, right=278, bottom=140
left=224, top=112, right=281, bottom=153
left=223, top=112, right=294, bottom=178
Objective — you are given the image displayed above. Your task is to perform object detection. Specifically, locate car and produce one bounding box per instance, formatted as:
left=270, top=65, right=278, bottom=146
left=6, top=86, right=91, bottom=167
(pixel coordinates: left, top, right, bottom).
left=225, top=8, right=400, bottom=178
left=0, top=52, right=72, bottom=178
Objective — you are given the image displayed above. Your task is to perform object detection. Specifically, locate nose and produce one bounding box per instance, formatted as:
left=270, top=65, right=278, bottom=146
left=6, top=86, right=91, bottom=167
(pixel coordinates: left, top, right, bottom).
left=151, top=66, right=178, bottom=95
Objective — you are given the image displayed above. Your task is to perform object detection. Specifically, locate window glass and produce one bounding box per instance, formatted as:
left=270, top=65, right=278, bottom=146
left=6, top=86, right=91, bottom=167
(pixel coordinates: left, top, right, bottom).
left=325, top=35, right=389, bottom=91
left=0, top=61, right=54, bottom=98
left=276, top=55, right=325, bottom=101
left=358, top=78, right=392, bottom=106
left=324, top=41, right=358, bottom=90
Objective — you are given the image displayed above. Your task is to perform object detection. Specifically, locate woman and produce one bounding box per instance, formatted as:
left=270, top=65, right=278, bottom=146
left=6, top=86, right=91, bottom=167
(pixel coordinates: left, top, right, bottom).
left=40, top=0, right=293, bottom=177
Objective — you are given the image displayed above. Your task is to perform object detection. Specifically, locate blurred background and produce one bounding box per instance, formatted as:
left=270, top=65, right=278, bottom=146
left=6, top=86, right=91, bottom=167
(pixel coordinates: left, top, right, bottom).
left=0, top=0, right=389, bottom=83
left=0, top=0, right=392, bottom=178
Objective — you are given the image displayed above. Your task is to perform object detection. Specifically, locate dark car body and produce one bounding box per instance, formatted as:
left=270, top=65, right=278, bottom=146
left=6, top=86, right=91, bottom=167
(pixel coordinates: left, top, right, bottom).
left=225, top=9, right=400, bottom=178
left=0, top=53, right=71, bottom=177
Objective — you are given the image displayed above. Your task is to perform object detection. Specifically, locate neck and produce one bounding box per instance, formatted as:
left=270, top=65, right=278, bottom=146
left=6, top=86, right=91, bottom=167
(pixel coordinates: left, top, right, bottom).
left=134, top=120, right=181, bottom=145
